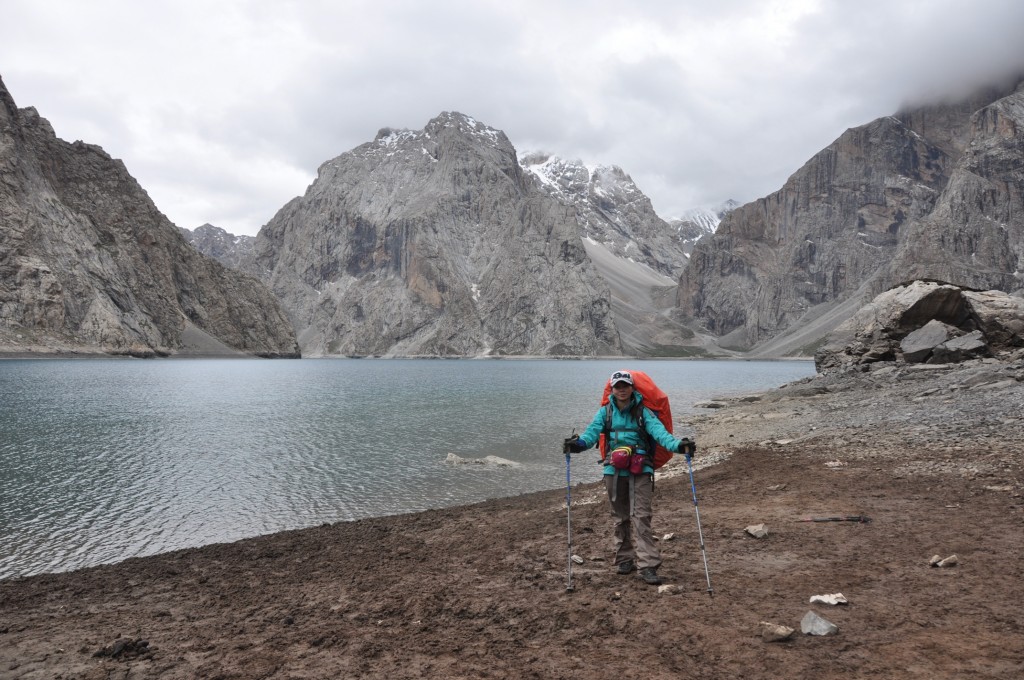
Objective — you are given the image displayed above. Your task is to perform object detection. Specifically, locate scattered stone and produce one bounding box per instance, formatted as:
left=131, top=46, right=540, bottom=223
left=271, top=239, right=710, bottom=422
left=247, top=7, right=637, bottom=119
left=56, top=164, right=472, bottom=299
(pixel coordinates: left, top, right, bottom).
left=824, top=460, right=848, bottom=469
left=937, top=554, right=959, bottom=568
left=809, top=593, right=849, bottom=605
left=657, top=584, right=682, bottom=595
left=767, top=484, right=788, bottom=491
left=759, top=621, right=795, bottom=642
left=745, top=524, right=769, bottom=539
left=695, top=401, right=727, bottom=409
left=929, top=554, right=943, bottom=566
left=984, top=485, right=1014, bottom=492
left=774, top=439, right=794, bottom=445
left=444, top=453, right=521, bottom=467
left=801, top=611, right=839, bottom=636
left=571, top=555, right=584, bottom=565
left=93, top=636, right=152, bottom=659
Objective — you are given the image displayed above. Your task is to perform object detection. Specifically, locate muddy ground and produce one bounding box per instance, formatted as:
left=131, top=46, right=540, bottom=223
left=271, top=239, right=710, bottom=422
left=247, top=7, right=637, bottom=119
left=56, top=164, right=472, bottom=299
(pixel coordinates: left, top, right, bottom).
left=2, top=358, right=1023, bottom=679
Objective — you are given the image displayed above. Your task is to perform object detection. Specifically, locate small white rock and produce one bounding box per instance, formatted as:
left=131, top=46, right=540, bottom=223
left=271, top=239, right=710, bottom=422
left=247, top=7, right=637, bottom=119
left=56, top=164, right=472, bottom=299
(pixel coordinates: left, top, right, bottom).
left=759, top=621, right=795, bottom=642
left=745, top=523, right=769, bottom=539
left=662, top=533, right=675, bottom=541
left=809, top=593, right=849, bottom=605
left=657, top=584, right=681, bottom=595
left=801, top=611, right=839, bottom=636
left=571, top=554, right=584, bottom=564
left=937, top=554, right=958, bottom=568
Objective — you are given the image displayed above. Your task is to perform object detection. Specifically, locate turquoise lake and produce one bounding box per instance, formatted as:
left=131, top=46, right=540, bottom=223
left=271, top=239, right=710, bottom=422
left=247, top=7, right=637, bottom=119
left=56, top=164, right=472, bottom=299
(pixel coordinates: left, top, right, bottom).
left=0, top=358, right=815, bottom=579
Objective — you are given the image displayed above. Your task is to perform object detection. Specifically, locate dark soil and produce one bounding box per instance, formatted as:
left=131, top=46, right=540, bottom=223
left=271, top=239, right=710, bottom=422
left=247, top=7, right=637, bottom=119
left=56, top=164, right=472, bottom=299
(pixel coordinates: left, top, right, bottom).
left=2, top=362, right=1023, bottom=679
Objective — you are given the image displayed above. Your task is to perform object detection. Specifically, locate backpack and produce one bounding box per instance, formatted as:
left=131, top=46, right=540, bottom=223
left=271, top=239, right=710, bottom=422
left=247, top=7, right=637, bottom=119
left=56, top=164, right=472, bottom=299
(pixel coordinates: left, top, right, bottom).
left=597, top=370, right=675, bottom=469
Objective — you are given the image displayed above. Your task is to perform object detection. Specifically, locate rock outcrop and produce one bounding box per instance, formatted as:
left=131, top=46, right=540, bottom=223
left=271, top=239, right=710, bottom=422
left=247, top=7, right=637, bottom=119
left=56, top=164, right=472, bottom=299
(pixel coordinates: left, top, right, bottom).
left=519, top=152, right=709, bottom=356
left=814, top=280, right=1024, bottom=372
left=678, top=78, right=1024, bottom=355
left=520, top=153, right=689, bottom=278
left=255, top=113, right=619, bottom=357
left=0, top=76, right=299, bottom=357
left=180, top=224, right=259, bottom=278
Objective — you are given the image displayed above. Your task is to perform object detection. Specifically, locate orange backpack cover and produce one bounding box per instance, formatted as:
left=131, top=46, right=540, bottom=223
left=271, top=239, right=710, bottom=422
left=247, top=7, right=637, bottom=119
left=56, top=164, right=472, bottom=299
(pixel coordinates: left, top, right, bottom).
left=598, top=370, right=674, bottom=469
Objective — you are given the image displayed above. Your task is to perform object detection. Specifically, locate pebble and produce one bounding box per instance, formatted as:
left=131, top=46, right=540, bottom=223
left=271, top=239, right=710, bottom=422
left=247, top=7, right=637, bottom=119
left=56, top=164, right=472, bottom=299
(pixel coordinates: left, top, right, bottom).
left=759, top=621, right=795, bottom=642
left=745, top=524, right=769, bottom=539
left=801, top=611, right=839, bottom=636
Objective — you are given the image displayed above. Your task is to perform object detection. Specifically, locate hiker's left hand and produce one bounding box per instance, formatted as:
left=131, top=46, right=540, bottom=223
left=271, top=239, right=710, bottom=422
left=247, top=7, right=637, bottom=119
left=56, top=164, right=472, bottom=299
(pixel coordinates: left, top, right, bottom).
left=564, top=436, right=587, bottom=453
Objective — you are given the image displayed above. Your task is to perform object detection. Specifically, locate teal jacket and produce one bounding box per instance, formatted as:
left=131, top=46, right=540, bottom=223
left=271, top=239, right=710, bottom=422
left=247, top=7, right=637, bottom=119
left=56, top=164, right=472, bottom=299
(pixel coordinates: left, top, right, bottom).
left=577, top=392, right=680, bottom=476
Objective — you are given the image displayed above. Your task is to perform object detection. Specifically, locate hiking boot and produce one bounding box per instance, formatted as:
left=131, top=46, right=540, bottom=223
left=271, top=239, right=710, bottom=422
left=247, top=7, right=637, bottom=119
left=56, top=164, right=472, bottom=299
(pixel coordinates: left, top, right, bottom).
left=616, top=560, right=636, bottom=575
left=639, top=567, right=662, bottom=585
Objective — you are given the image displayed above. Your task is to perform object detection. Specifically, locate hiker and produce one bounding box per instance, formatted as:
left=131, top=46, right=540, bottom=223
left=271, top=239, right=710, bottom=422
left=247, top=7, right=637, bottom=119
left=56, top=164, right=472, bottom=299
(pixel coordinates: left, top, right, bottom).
left=565, top=370, right=695, bottom=585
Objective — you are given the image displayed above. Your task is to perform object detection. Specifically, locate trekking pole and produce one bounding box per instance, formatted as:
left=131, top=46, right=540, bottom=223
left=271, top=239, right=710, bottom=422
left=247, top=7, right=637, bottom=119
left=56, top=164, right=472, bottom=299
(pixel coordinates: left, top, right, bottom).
left=564, top=447, right=575, bottom=593
left=685, top=453, right=714, bottom=598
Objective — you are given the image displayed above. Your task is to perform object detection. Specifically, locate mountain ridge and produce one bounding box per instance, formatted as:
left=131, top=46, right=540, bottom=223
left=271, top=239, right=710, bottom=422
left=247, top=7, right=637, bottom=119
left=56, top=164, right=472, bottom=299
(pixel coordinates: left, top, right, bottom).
left=0, top=75, right=299, bottom=357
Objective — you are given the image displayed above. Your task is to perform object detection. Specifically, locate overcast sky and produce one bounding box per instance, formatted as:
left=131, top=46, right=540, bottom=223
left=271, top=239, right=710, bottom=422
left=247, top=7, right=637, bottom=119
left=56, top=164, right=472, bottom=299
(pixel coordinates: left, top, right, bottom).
left=3, top=0, right=1024, bottom=236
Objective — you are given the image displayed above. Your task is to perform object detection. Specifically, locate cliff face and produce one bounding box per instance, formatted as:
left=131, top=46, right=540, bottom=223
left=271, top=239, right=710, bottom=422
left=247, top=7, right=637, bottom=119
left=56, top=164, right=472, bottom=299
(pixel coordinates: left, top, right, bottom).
left=0, top=76, right=299, bottom=357
left=884, top=85, right=1024, bottom=290
left=255, top=113, right=619, bottom=357
left=520, top=153, right=689, bottom=278
left=180, top=224, right=260, bottom=279
left=676, top=79, right=1024, bottom=353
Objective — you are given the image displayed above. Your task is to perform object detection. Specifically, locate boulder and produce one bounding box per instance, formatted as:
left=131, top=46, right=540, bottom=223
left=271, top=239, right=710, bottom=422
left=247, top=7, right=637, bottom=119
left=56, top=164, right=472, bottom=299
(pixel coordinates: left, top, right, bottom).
left=816, top=281, right=1024, bottom=372
left=930, top=330, right=989, bottom=363
left=962, top=291, right=1024, bottom=348
left=901, top=319, right=962, bottom=363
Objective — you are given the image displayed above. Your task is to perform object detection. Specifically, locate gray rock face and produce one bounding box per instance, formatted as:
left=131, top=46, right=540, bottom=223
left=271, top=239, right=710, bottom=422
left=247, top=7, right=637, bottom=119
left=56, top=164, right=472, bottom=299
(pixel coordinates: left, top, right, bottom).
left=901, top=320, right=963, bottom=363
left=518, top=153, right=704, bottom=356
left=180, top=224, right=259, bottom=278
left=884, top=82, right=1024, bottom=292
left=520, top=153, right=689, bottom=278
left=0, top=76, right=299, bottom=357
left=678, top=79, right=1024, bottom=353
left=815, top=280, right=1024, bottom=372
left=255, top=112, right=619, bottom=357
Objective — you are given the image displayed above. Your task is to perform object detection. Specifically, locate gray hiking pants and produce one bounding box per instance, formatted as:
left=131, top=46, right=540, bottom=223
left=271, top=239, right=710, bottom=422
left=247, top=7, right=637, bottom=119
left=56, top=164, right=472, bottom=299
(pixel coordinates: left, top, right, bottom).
left=605, top=472, right=661, bottom=570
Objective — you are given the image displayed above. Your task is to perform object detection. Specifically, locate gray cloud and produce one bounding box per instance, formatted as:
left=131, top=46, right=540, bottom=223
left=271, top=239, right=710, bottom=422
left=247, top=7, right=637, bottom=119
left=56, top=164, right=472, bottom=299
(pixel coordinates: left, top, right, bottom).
left=2, top=0, right=1023, bottom=235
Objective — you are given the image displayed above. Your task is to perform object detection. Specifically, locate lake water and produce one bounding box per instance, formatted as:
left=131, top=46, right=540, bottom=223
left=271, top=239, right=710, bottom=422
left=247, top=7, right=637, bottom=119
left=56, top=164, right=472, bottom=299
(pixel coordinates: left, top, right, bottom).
left=0, top=358, right=814, bottom=580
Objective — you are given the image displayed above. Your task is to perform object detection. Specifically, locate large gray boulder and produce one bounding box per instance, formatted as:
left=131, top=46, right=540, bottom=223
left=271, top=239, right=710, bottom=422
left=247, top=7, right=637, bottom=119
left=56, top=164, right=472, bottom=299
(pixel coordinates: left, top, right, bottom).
left=901, top=320, right=963, bottom=363
left=815, top=281, right=1024, bottom=372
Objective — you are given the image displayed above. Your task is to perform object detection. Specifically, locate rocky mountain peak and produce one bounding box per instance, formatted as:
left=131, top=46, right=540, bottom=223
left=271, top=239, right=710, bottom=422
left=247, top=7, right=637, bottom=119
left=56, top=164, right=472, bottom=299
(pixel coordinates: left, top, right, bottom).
left=520, top=152, right=688, bottom=278
left=0, top=75, right=299, bottom=357
left=677, top=76, right=1024, bottom=356
left=255, top=112, right=618, bottom=357
left=180, top=224, right=258, bottom=278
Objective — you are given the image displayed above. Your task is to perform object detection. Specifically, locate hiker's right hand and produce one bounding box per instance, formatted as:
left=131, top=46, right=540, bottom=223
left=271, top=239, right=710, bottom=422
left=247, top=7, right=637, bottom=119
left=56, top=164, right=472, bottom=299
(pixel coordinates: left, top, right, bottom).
left=676, top=438, right=696, bottom=457
left=564, top=436, right=587, bottom=453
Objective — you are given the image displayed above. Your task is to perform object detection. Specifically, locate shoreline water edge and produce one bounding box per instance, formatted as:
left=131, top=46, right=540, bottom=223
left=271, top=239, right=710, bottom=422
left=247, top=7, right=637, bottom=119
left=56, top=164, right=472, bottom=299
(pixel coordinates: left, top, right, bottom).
left=1, top=353, right=1021, bottom=677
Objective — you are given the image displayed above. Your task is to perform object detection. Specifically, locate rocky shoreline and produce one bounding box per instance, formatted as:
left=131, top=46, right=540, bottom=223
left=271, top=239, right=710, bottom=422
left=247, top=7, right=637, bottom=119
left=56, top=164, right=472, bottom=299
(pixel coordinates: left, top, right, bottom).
left=1, top=353, right=1021, bottom=678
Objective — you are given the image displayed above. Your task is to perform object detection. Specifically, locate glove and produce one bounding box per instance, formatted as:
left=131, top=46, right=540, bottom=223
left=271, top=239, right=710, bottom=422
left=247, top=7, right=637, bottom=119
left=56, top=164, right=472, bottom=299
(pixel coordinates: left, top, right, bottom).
left=676, top=438, right=696, bottom=457
left=563, top=436, right=588, bottom=454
